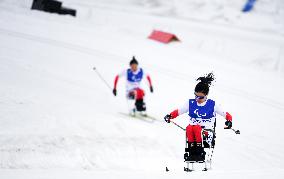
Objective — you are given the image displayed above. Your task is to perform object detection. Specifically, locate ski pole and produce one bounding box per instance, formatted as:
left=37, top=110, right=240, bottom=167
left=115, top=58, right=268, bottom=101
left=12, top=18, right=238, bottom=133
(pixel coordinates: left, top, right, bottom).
left=170, top=121, right=186, bottom=131
left=231, top=128, right=240, bottom=134
left=93, top=67, right=112, bottom=90
left=225, top=126, right=240, bottom=134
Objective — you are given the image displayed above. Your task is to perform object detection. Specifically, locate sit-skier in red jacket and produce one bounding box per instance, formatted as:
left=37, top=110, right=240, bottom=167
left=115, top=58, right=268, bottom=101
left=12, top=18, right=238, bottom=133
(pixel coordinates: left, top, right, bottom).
left=164, top=73, right=232, bottom=161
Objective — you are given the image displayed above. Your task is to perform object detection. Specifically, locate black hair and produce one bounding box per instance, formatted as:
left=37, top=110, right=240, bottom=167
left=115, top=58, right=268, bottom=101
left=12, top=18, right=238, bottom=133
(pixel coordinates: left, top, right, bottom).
left=195, top=72, right=215, bottom=95
left=130, top=56, right=138, bottom=65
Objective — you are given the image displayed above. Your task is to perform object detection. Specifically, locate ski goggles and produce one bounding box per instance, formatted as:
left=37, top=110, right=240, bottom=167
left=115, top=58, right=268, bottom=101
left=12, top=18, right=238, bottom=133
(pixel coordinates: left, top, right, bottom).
left=194, top=93, right=206, bottom=99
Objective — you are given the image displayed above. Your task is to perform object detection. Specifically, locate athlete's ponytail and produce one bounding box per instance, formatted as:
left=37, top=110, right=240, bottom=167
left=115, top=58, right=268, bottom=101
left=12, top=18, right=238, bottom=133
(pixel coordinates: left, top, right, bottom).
left=195, top=72, right=215, bottom=95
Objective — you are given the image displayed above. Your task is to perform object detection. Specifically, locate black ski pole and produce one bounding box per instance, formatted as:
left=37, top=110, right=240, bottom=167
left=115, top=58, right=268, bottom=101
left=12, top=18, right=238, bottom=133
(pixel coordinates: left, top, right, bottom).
left=93, top=67, right=112, bottom=90
left=171, top=121, right=186, bottom=131
left=225, top=126, right=240, bottom=134
left=231, top=128, right=240, bottom=134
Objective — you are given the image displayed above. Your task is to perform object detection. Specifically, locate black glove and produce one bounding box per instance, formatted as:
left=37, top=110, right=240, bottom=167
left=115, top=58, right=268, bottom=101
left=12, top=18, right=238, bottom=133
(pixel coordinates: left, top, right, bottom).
left=150, top=86, right=154, bottom=93
left=225, top=120, right=232, bottom=129
left=113, top=89, right=117, bottom=96
left=164, top=114, right=172, bottom=123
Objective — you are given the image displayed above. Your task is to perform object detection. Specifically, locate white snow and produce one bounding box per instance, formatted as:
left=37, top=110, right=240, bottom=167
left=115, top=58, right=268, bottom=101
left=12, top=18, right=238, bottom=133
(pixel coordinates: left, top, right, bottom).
left=0, top=0, right=284, bottom=178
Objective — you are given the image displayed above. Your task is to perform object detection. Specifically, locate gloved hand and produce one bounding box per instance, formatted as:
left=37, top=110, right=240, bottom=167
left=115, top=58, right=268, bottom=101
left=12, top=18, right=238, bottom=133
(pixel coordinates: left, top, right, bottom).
left=224, top=120, right=232, bottom=129
left=164, top=114, right=172, bottom=123
left=113, top=89, right=117, bottom=96
left=150, top=86, right=154, bottom=93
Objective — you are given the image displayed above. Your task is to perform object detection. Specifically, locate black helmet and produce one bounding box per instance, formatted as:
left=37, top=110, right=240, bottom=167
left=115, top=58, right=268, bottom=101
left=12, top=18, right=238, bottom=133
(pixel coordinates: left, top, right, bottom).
left=130, top=56, right=138, bottom=65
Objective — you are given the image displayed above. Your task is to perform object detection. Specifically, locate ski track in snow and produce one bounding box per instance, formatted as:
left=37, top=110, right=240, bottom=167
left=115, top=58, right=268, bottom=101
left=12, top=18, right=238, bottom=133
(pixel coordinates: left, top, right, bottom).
left=1, top=28, right=284, bottom=111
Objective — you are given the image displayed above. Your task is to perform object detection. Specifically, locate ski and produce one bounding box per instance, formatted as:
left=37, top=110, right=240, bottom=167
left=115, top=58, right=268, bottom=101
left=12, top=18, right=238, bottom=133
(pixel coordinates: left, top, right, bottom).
left=118, top=112, right=160, bottom=122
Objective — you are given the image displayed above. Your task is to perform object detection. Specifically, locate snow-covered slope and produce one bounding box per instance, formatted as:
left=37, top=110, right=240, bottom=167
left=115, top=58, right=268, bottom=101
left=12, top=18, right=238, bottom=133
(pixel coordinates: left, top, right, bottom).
left=0, top=0, right=284, bottom=178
